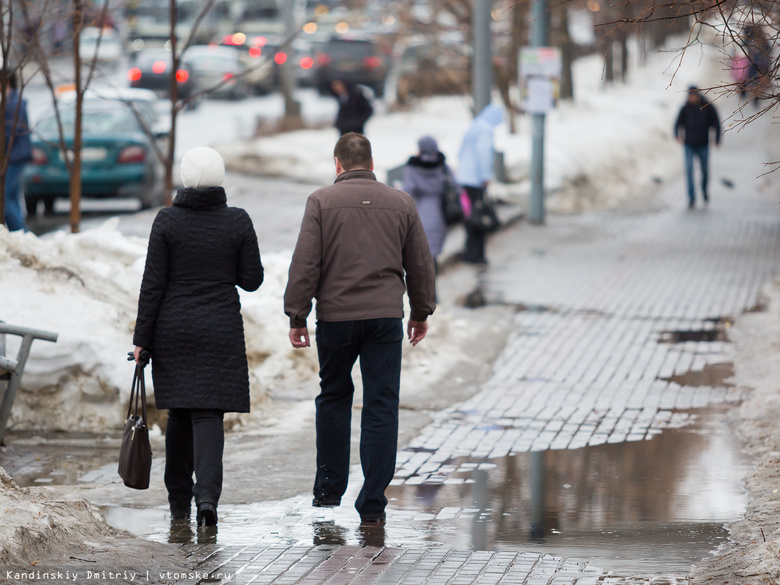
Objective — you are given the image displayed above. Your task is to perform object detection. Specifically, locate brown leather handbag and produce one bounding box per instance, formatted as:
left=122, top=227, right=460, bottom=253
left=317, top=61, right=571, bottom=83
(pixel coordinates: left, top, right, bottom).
left=118, top=352, right=152, bottom=490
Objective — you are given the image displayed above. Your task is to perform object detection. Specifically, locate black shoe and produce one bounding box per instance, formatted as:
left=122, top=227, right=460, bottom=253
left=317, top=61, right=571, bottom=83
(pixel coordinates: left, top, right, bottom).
left=359, top=512, right=386, bottom=527
left=688, top=200, right=695, bottom=209
left=312, top=497, right=341, bottom=508
left=171, top=508, right=190, bottom=520
left=196, top=503, right=218, bottom=527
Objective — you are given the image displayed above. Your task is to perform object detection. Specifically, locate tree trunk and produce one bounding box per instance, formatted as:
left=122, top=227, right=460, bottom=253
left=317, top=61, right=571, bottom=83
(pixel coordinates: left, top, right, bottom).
left=164, top=0, right=179, bottom=206
left=604, top=40, right=614, bottom=83
left=619, top=28, right=629, bottom=82
left=69, top=0, right=83, bottom=233
left=559, top=7, right=574, bottom=100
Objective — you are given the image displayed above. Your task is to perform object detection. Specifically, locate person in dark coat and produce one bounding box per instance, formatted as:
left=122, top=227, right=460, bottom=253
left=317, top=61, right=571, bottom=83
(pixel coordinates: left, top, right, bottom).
left=331, top=79, right=373, bottom=136
left=3, top=71, right=33, bottom=231
left=133, top=147, right=263, bottom=527
left=402, top=136, right=454, bottom=268
left=674, top=87, right=721, bottom=209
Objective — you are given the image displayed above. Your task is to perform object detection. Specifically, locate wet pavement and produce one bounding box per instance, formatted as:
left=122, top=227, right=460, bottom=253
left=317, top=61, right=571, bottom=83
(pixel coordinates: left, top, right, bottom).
left=3, top=107, right=779, bottom=584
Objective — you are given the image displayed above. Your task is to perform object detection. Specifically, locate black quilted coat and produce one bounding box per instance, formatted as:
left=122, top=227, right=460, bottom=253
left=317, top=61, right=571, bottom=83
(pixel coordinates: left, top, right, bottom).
left=133, top=186, right=263, bottom=412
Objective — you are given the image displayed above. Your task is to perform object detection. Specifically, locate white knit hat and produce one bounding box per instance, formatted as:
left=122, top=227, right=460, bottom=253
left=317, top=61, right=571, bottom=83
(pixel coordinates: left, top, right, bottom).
left=180, top=147, right=225, bottom=188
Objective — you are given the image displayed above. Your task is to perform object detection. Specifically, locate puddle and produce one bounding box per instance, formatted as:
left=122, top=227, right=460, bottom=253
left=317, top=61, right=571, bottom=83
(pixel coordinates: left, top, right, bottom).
left=659, top=329, right=728, bottom=343
left=82, top=407, right=749, bottom=577
left=662, top=362, right=735, bottom=387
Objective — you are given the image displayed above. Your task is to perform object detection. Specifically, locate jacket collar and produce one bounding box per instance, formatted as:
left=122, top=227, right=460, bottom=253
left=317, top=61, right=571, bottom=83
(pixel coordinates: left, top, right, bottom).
left=173, top=186, right=227, bottom=210
left=335, top=169, right=376, bottom=183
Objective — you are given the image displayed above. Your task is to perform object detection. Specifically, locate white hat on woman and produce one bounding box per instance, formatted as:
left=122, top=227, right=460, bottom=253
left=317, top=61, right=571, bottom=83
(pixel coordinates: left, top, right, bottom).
left=180, top=147, right=225, bottom=188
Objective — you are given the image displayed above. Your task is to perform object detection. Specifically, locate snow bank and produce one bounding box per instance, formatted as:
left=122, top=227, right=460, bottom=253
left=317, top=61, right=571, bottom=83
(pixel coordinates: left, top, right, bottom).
left=0, top=466, right=113, bottom=567
left=0, top=222, right=314, bottom=433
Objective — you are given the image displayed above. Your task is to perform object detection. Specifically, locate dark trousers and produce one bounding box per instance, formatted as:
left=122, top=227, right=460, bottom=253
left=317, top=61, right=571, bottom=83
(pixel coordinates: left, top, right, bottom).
left=164, top=408, right=224, bottom=513
left=314, top=318, right=403, bottom=520
left=463, top=185, right=486, bottom=262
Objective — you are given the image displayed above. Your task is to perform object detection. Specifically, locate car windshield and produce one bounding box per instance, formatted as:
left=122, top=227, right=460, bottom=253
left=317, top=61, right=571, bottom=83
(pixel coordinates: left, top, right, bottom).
left=324, top=41, right=375, bottom=60
left=36, top=107, right=140, bottom=139
left=136, top=52, right=172, bottom=67
left=187, top=54, right=238, bottom=70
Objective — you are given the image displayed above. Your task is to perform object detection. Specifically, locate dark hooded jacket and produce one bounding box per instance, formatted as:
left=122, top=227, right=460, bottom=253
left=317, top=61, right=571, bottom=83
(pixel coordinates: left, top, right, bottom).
left=334, top=82, right=373, bottom=135
left=133, top=187, right=263, bottom=412
left=674, top=95, right=721, bottom=147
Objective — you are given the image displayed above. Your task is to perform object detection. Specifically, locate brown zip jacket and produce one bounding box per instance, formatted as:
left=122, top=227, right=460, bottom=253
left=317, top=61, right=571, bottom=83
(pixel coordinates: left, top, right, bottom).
left=284, top=169, right=436, bottom=328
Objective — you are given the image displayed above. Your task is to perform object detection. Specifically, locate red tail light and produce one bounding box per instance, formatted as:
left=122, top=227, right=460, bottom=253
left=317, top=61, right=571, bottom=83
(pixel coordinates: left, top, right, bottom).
left=176, top=69, right=189, bottom=83
left=249, top=46, right=262, bottom=58
left=222, top=72, right=235, bottom=82
left=299, top=56, right=314, bottom=70
left=118, top=146, right=146, bottom=164
left=274, top=52, right=287, bottom=65
left=152, top=60, right=167, bottom=74
left=316, top=53, right=331, bottom=66
left=363, top=56, right=382, bottom=68
left=31, top=147, right=47, bottom=165
left=127, top=68, right=142, bottom=81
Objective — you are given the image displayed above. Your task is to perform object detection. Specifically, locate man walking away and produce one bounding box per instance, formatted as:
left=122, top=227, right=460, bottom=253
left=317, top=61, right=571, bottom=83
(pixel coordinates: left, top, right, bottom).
left=3, top=72, right=33, bottom=231
left=284, top=132, right=436, bottom=526
left=674, top=87, right=721, bottom=209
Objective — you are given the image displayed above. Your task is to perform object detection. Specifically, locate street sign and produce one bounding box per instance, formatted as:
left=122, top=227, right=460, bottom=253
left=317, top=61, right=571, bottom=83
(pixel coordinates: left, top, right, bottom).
left=520, top=47, right=562, bottom=114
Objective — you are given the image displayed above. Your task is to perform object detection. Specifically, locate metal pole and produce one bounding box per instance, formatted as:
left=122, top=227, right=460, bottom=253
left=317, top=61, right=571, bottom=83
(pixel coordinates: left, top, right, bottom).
left=472, top=0, right=492, bottom=115
left=529, top=0, right=549, bottom=225
left=0, top=325, right=58, bottom=444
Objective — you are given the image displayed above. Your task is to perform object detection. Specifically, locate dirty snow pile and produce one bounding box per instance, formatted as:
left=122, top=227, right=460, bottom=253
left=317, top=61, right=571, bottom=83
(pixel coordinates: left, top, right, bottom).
left=0, top=466, right=113, bottom=567
left=0, top=222, right=316, bottom=433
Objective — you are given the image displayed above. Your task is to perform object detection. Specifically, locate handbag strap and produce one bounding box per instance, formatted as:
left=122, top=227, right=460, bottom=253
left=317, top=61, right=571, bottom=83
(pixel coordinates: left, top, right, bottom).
left=127, top=362, right=148, bottom=423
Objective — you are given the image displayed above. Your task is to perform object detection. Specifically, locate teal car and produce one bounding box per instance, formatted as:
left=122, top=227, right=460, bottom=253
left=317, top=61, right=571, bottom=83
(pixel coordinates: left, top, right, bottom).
left=24, top=100, right=165, bottom=215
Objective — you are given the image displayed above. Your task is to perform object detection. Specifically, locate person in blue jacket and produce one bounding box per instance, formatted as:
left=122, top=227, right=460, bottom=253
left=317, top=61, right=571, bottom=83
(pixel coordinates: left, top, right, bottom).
left=3, top=71, right=33, bottom=231
left=456, top=104, right=503, bottom=264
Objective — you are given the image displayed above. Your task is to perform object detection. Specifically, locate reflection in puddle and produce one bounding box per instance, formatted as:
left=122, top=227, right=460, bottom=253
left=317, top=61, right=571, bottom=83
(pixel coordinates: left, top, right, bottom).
left=96, top=407, right=747, bottom=576
left=387, top=407, right=748, bottom=574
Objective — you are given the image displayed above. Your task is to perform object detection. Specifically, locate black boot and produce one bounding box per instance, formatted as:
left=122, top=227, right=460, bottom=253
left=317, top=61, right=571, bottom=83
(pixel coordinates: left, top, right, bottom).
left=196, top=503, right=218, bottom=526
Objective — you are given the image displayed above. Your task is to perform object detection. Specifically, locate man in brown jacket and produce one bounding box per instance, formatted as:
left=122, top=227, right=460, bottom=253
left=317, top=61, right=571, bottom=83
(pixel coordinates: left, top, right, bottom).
left=284, top=132, right=436, bottom=526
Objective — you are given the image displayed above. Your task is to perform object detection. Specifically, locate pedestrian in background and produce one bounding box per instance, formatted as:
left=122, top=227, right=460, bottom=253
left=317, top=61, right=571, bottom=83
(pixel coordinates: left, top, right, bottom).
left=674, top=87, right=721, bottom=209
left=403, top=136, right=455, bottom=271
left=133, top=147, right=263, bottom=527
left=456, top=104, right=503, bottom=264
left=330, top=79, right=373, bottom=136
left=284, top=132, right=436, bottom=526
left=3, top=71, right=33, bottom=231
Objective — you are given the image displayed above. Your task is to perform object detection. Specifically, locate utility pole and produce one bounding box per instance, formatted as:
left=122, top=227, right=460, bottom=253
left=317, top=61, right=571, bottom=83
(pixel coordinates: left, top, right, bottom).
left=472, top=0, right=492, bottom=115
left=529, top=0, right=550, bottom=225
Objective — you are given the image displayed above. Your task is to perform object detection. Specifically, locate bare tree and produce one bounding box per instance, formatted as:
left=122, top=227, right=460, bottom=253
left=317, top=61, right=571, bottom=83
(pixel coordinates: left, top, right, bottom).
left=0, top=0, right=46, bottom=229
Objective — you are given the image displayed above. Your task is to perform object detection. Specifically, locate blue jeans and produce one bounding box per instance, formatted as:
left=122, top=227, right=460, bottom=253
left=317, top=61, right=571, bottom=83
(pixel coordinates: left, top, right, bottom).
left=164, top=408, right=225, bottom=513
left=314, top=318, right=403, bottom=520
left=684, top=145, right=709, bottom=203
left=4, top=164, right=26, bottom=231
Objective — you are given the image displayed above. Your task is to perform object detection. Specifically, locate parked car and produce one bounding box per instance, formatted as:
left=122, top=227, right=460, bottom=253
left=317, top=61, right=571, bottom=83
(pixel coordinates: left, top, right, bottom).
left=23, top=100, right=165, bottom=215
left=218, top=34, right=276, bottom=94
left=127, top=48, right=197, bottom=103
left=79, top=27, right=123, bottom=64
left=60, top=87, right=170, bottom=140
left=182, top=45, right=250, bottom=100
left=313, top=37, right=388, bottom=97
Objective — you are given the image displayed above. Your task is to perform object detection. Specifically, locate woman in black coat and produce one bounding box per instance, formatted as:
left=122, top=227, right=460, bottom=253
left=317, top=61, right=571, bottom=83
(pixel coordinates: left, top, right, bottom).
left=133, top=147, right=263, bottom=526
